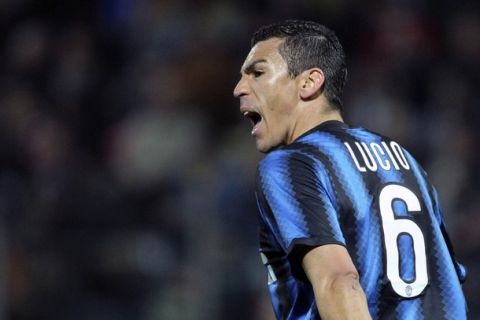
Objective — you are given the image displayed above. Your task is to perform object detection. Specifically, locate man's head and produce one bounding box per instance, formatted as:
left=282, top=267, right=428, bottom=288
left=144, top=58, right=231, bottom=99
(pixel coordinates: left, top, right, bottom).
left=251, top=20, right=347, bottom=110
left=234, top=20, right=347, bottom=152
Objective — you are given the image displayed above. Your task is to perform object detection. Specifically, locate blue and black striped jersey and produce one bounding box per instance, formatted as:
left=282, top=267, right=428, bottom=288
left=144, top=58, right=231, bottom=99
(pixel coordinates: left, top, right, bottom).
left=256, top=120, right=467, bottom=320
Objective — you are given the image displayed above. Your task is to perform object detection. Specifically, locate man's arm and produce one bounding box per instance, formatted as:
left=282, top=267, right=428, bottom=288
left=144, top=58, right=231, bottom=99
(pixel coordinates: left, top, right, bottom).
left=302, top=244, right=372, bottom=320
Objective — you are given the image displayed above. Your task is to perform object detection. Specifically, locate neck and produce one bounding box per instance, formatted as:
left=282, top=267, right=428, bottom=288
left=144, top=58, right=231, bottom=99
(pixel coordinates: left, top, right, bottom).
left=287, top=105, right=343, bottom=144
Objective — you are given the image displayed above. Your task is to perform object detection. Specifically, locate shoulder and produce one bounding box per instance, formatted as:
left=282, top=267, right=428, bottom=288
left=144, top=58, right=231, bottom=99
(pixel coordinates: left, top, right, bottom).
left=256, top=146, right=333, bottom=196
left=258, top=147, right=316, bottom=177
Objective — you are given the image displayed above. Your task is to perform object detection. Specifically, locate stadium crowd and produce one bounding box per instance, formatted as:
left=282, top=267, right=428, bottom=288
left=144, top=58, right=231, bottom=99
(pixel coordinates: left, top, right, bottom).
left=0, top=0, right=479, bottom=319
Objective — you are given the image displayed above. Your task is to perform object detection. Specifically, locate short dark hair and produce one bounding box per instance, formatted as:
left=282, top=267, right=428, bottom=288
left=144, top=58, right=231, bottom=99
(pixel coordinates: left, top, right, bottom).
left=251, top=19, right=347, bottom=110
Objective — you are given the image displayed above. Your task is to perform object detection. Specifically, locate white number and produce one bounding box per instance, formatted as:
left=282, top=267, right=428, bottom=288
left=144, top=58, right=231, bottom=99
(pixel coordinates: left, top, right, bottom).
left=379, top=184, right=428, bottom=298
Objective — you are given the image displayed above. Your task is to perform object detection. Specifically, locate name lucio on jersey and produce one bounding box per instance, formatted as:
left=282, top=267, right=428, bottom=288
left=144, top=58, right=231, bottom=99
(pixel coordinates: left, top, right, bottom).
left=344, top=141, right=410, bottom=172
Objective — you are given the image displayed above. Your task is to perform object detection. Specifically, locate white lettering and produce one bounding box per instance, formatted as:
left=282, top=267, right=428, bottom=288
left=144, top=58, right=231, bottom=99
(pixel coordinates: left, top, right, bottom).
left=382, top=141, right=400, bottom=170
left=344, top=142, right=367, bottom=172
left=390, top=141, right=410, bottom=170
left=357, top=142, right=378, bottom=171
left=371, top=142, right=391, bottom=170
left=344, top=140, right=411, bottom=172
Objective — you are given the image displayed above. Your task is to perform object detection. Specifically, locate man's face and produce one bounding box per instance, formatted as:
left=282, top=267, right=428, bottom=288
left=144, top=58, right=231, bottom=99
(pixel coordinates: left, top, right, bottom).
left=234, top=38, right=299, bottom=153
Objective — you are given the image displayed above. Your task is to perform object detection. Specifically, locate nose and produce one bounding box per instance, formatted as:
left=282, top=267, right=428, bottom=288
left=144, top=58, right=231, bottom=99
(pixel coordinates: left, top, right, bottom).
left=233, top=76, right=248, bottom=98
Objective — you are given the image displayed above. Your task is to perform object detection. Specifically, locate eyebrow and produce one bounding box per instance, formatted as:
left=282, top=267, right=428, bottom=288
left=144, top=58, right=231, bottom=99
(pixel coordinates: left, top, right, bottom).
left=241, top=59, right=267, bottom=75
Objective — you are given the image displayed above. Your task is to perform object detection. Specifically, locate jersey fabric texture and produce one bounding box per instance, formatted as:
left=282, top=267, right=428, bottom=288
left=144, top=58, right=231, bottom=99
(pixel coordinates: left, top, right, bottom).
left=256, top=120, right=467, bottom=320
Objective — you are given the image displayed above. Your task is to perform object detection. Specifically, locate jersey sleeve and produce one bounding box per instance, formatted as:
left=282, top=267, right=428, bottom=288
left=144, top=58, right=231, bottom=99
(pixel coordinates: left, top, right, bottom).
left=256, top=149, right=346, bottom=254
left=432, top=187, right=467, bottom=283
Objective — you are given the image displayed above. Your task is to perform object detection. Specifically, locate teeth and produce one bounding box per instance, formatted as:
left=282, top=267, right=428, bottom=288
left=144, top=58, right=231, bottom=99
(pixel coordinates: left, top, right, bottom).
left=244, top=111, right=248, bottom=116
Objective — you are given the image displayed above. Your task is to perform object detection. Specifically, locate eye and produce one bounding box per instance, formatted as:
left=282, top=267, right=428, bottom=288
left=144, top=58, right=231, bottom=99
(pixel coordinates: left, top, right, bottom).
left=253, top=70, right=264, bottom=78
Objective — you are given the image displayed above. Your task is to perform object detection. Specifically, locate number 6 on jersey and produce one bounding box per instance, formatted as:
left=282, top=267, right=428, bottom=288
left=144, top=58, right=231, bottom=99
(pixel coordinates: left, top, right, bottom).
left=379, top=184, right=428, bottom=298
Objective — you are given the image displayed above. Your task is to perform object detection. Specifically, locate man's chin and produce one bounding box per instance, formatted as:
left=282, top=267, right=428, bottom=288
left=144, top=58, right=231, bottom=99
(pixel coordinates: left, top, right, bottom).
left=256, top=139, right=281, bottom=153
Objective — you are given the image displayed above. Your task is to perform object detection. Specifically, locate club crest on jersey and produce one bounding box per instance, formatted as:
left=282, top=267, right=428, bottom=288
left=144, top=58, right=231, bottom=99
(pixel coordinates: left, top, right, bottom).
left=344, top=141, right=410, bottom=172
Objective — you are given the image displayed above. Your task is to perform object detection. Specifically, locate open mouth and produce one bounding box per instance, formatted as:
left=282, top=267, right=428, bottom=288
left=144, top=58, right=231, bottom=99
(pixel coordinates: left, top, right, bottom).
left=243, top=111, right=262, bottom=128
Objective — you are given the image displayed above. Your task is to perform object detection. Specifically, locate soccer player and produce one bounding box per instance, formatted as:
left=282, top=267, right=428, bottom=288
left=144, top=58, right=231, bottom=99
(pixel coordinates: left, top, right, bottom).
left=233, top=20, right=468, bottom=319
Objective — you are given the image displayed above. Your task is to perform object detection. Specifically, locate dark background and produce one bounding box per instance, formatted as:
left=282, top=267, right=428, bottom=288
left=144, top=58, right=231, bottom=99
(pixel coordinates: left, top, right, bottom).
left=0, top=0, right=478, bottom=319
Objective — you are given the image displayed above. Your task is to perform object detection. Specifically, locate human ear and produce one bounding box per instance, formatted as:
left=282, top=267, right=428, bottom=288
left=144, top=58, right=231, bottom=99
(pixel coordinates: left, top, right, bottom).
left=299, top=68, right=325, bottom=100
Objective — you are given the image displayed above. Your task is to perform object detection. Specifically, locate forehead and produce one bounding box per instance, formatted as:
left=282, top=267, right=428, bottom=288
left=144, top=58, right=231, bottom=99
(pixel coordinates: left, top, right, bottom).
left=241, top=37, right=285, bottom=70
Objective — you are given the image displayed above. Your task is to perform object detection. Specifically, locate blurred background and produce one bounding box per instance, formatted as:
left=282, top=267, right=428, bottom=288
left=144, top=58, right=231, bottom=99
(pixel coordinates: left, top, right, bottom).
left=0, top=0, right=478, bottom=319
